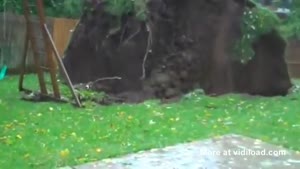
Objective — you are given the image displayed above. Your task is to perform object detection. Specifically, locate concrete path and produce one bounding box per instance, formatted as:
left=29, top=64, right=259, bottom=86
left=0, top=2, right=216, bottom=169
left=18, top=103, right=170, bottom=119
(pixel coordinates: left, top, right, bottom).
left=64, top=134, right=300, bottom=169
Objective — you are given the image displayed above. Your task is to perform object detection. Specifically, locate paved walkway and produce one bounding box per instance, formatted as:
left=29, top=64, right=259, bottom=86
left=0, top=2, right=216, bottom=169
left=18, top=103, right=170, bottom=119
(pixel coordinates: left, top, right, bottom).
left=64, top=134, right=300, bottom=169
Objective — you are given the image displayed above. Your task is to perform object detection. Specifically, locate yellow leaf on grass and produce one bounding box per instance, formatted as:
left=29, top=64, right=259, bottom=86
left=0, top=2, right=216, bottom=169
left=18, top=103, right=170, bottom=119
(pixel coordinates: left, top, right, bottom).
left=5, top=138, right=13, bottom=145
left=60, top=149, right=70, bottom=158
left=23, top=154, right=30, bottom=159
left=127, top=115, right=133, bottom=120
left=118, top=112, right=125, bottom=117
left=96, top=148, right=102, bottom=153
left=16, top=134, right=22, bottom=139
left=71, top=132, right=77, bottom=137
left=5, top=123, right=13, bottom=130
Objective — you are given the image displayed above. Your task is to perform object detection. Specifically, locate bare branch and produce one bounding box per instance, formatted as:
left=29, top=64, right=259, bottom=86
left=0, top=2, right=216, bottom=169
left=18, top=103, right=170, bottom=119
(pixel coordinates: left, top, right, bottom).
left=85, top=76, right=122, bottom=88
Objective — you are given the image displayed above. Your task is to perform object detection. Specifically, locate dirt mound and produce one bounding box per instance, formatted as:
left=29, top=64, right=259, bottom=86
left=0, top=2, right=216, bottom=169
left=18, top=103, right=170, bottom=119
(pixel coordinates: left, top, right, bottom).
left=63, top=0, right=292, bottom=103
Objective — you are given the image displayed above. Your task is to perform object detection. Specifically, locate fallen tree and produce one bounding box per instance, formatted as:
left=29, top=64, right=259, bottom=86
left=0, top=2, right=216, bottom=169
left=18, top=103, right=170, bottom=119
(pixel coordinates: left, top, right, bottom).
left=63, top=0, right=292, bottom=103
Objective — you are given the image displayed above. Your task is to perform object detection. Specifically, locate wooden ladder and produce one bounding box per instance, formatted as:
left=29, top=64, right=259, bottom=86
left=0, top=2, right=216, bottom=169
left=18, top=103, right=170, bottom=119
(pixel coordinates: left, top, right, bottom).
left=19, top=0, right=81, bottom=107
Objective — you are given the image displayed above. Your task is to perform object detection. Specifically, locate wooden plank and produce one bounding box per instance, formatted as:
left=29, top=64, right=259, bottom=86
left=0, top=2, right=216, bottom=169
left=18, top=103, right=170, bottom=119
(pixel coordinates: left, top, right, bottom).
left=52, top=18, right=78, bottom=67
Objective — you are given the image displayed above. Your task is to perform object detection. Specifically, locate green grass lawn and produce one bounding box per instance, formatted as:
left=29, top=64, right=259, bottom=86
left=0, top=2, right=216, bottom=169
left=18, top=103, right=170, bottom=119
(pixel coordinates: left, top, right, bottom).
left=0, top=75, right=300, bottom=169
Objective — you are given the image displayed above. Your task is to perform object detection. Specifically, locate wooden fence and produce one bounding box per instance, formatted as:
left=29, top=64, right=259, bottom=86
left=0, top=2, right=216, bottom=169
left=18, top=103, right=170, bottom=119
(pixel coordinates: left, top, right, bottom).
left=52, top=18, right=78, bottom=65
left=0, top=12, right=78, bottom=73
left=286, top=40, right=300, bottom=78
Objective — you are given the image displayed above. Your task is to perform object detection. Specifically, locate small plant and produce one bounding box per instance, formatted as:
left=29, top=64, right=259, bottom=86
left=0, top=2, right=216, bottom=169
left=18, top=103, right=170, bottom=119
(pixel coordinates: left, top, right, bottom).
left=233, top=5, right=280, bottom=63
left=77, top=89, right=105, bottom=102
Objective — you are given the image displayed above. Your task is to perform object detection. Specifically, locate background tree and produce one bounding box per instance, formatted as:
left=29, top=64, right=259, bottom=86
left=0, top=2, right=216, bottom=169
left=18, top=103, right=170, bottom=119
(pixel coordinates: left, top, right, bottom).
left=0, top=0, right=83, bottom=18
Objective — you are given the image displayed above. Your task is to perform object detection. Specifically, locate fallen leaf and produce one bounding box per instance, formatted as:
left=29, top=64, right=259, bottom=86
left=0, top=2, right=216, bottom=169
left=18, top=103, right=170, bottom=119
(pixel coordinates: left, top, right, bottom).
left=23, top=154, right=30, bottom=159
left=127, top=115, right=133, bottom=120
left=71, top=132, right=77, bottom=137
left=149, top=120, right=156, bottom=125
left=60, top=149, right=70, bottom=158
left=96, top=148, right=102, bottom=153
left=16, top=134, right=22, bottom=139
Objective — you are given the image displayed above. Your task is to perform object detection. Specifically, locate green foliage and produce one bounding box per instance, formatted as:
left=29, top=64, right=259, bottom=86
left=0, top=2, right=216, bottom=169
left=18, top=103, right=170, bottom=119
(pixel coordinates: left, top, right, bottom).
left=104, top=0, right=148, bottom=21
left=0, top=0, right=148, bottom=20
left=0, top=0, right=22, bottom=13
left=279, top=19, right=300, bottom=39
left=45, top=0, right=83, bottom=19
left=279, top=1, right=300, bottom=39
left=234, top=5, right=280, bottom=63
left=104, top=0, right=134, bottom=16
left=77, top=89, right=105, bottom=103
left=133, top=0, right=148, bottom=21
left=0, top=0, right=83, bottom=19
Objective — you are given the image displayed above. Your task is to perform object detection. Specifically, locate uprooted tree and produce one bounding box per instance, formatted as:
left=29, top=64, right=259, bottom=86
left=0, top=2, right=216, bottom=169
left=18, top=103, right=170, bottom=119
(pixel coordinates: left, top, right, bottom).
left=62, top=0, right=292, bottom=103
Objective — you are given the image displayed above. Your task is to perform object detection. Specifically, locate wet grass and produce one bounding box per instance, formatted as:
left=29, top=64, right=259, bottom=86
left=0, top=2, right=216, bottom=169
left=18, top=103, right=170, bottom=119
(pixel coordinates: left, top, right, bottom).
left=0, top=75, right=299, bottom=169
